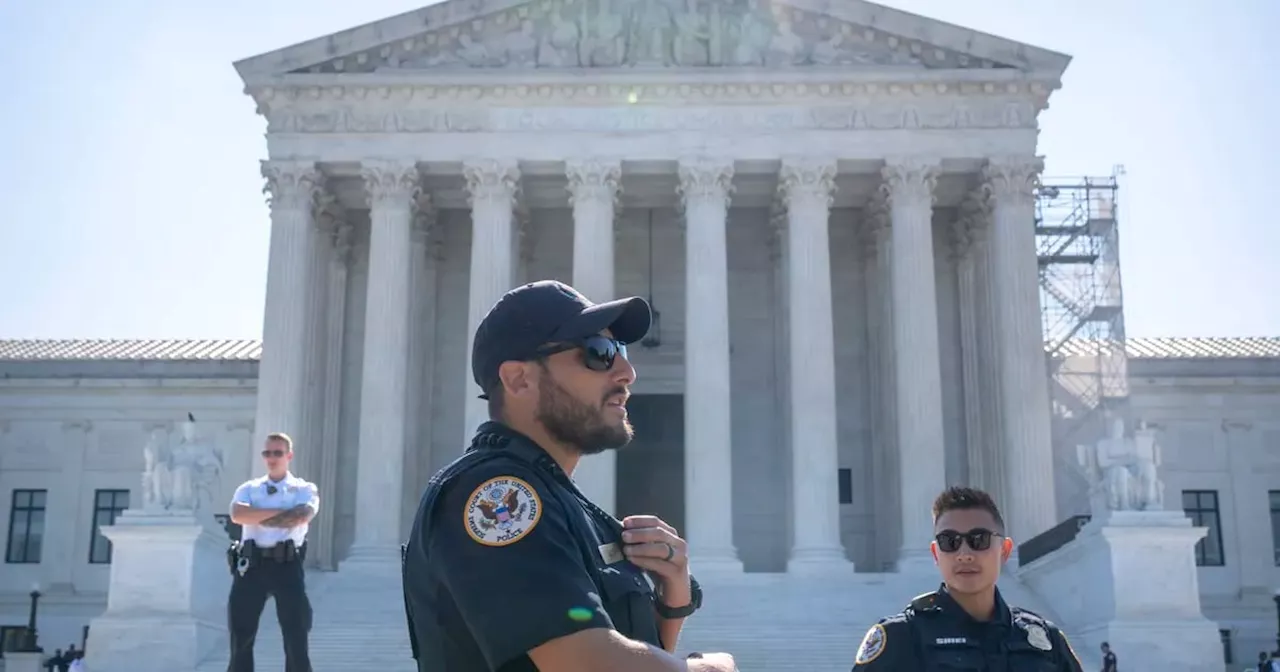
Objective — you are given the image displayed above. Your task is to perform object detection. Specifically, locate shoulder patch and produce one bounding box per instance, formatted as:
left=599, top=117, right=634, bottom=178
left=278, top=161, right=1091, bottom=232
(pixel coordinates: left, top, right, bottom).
left=463, top=475, right=542, bottom=547
left=854, top=623, right=887, bottom=665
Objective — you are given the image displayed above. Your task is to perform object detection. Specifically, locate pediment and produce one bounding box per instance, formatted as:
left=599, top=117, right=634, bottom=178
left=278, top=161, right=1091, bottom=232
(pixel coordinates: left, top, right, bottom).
left=235, top=0, right=1069, bottom=81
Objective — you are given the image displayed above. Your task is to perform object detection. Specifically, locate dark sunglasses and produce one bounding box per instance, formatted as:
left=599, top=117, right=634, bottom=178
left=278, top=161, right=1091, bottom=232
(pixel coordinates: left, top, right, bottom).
left=537, top=335, right=627, bottom=372
left=261, top=449, right=288, bottom=458
left=934, top=528, right=1004, bottom=553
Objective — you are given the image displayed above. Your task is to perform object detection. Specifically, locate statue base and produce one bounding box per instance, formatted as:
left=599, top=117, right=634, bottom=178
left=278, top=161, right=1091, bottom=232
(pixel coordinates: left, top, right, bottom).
left=3, top=652, right=44, bottom=672
left=1018, top=510, right=1222, bottom=672
left=85, top=509, right=230, bottom=672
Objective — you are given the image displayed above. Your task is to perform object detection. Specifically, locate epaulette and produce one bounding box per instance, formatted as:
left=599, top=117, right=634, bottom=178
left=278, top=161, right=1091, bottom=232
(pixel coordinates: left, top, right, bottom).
left=907, top=591, right=942, bottom=614
left=877, top=612, right=909, bottom=626
left=1010, top=606, right=1052, bottom=627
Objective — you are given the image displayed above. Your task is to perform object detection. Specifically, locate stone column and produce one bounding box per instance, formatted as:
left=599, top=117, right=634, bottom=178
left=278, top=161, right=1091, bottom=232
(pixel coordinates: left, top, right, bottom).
left=779, top=158, right=850, bottom=572
left=984, top=156, right=1057, bottom=542
left=348, top=160, right=419, bottom=565
left=255, top=160, right=322, bottom=450
left=882, top=157, right=947, bottom=569
left=974, top=223, right=1007, bottom=507
left=676, top=157, right=742, bottom=572
left=950, top=192, right=989, bottom=490
left=403, top=195, right=436, bottom=532
left=313, top=221, right=351, bottom=571
left=566, top=158, right=622, bottom=513
left=859, top=192, right=899, bottom=570
left=294, top=191, right=336, bottom=487
left=462, top=159, right=521, bottom=444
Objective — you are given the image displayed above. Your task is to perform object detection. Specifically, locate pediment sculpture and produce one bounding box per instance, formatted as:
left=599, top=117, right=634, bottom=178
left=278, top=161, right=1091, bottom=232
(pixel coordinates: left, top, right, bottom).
left=1077, top=417, right=1165, bottom=515
left=318, top=0, right=988, bottom=73
left=142, top=413, right=225, bottom=519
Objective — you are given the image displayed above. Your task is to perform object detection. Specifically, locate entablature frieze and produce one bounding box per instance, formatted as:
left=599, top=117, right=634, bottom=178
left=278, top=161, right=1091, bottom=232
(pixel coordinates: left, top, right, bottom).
left=246, top=69, right=1056, bottom=135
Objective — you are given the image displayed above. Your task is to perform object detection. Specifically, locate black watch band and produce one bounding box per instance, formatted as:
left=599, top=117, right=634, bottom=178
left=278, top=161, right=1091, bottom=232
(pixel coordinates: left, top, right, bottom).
left=654, top=576, right=702, bottom=620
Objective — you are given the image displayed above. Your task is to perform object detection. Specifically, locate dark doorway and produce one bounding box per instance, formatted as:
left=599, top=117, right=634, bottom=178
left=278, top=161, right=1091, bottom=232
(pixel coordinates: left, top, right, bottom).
left=615, top=394, right=685, bottom=533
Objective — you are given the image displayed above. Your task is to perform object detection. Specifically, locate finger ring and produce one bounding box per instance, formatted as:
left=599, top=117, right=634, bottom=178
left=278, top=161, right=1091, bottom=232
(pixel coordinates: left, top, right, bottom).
left=664, top=543, right=675, bottom=562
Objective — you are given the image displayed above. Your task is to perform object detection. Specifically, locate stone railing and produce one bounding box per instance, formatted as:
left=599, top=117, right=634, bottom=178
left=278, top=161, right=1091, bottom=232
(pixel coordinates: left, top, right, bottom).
left=1017, top=514, right=1091, bottom=567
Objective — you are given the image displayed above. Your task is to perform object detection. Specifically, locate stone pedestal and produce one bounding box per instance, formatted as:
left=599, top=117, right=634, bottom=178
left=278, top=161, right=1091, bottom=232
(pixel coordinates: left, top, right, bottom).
left=4, top=652, right=44, bottom=672
left=1018, top=510, right=1222, bottom=672
left=85, top=510, right=229, bottom=672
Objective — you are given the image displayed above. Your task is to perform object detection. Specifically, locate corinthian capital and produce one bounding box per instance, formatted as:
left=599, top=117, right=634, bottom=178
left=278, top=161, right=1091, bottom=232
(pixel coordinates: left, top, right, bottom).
left=411, top=192, right=436, bottom=243
left=361, top=160, right=420, bottom=208
left=676, top=157, right=734, bottom=210
left=881, top=157, right=940, bottom=208
left=982, top=156, right=1044, bottom=207
left=778, top=158, right=838, bottom=209
left=950, top=188, right=992, bottom=260
left=261, top=160, right=323, bottom=211
left=463, top=158, right=521, bottom=208
left=565, top=159, right=622, bottom=208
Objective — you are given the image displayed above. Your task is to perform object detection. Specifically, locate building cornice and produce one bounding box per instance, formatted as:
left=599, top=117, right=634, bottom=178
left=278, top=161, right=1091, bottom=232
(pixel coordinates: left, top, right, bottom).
left=246, top=70, right=1056, bottom=136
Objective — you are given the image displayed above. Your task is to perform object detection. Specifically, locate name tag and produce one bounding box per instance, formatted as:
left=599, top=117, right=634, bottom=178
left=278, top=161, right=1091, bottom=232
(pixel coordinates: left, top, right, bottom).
left=598, top=543, right=624, bottom=565
left=936, top=637, right=968, bottom=645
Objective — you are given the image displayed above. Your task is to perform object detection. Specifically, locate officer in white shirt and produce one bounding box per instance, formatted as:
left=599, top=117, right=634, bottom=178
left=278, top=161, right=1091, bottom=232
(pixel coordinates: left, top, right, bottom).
left=226, top=432, right=319, bottom=672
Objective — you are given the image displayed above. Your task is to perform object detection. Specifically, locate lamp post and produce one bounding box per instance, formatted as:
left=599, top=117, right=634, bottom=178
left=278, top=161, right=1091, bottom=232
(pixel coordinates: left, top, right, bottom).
left=22, top=583, right=42, bottom=652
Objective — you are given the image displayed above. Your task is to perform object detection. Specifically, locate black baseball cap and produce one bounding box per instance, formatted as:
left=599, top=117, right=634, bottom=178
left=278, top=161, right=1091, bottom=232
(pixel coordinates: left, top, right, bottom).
left=471, top=280, right=652, bottom=400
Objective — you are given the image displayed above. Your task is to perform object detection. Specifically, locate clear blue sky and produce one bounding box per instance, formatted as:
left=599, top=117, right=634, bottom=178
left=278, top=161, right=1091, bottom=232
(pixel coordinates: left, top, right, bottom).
left=0, top=0, right=1274, bottom=339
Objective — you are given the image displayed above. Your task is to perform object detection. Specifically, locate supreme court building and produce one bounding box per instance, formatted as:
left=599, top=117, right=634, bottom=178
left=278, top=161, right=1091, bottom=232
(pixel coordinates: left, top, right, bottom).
left=233, top=0, right=1066, bottom=575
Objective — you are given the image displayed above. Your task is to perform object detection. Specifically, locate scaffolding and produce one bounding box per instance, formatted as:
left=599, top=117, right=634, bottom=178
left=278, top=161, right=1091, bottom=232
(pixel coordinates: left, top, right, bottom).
left=1036, top=169, right=1129, bottom=442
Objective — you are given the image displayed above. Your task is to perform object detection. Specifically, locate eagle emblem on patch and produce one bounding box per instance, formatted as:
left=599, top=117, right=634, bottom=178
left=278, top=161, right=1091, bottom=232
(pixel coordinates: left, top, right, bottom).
left=1025, top=624, right=1052, bottom=652
left=463, top=476, right=542, bottom=547
left=854, top=623, right=886, bottom=665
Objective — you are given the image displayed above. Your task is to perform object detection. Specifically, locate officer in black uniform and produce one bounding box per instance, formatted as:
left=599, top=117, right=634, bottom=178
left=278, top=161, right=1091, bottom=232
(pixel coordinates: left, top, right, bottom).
left=852, top=486, right=1084, bottom=671
left=401, top=280, right=736, bottom=672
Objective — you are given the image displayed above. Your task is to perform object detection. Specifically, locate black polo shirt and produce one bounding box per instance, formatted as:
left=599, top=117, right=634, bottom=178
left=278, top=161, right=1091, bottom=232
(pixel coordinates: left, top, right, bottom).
left=404, top=423, right=662, bottom=671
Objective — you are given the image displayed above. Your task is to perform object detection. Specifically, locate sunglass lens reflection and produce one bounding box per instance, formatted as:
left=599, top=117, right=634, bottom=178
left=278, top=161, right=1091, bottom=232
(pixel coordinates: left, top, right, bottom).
left=935, top=530, right=993, bottom=552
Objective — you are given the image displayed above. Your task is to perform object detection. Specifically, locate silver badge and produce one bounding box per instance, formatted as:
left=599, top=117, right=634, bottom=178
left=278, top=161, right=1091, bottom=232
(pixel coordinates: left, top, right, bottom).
left=1026, top=624, right=1052, bottom=651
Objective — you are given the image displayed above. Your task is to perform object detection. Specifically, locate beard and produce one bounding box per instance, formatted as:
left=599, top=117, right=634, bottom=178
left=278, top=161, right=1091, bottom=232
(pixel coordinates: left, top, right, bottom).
left=536, top=374, right=633, bottom=456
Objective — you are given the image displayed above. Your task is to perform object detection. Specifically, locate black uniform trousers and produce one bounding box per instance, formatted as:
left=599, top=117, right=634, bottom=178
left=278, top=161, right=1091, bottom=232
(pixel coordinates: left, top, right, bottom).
left=227, top=548, right=313, bottom=672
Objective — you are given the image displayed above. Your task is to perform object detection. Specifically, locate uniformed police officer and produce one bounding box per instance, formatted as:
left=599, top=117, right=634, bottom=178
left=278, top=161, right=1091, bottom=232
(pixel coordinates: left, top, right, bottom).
left=226, top=432, right=318, bottom=672
left=401, top=280, right=737, bottom=672
left=852, top=486, right=1084, bottom=671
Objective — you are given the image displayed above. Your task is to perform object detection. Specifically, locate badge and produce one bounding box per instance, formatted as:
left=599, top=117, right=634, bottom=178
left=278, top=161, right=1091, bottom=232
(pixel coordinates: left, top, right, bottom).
left=1025, top=624, right=1052, bottom=651
left=599, top=542, right=624, bottom=565
left=463, top=476, right=542, bottom=547
left=854, top=623, right=886, bottom=665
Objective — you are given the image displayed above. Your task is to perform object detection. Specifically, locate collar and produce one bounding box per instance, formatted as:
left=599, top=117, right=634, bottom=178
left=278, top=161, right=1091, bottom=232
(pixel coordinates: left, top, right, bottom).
left=265, top=472, right=294, bottom=487
left=936, top=583, right=1011, bottom=626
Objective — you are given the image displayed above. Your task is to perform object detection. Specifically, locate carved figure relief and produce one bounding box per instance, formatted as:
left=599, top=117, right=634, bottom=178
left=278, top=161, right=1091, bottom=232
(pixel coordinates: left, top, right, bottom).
left=142, top=414, right=225, bottom=519
left=317, top=0, right=979, bottom=74
left=1077, top=417, right=1165, bottom=514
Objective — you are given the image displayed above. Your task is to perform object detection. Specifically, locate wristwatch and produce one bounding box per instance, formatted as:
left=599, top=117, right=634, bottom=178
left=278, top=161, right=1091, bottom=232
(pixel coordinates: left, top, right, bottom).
left=654, top=575, right=702, bottom=620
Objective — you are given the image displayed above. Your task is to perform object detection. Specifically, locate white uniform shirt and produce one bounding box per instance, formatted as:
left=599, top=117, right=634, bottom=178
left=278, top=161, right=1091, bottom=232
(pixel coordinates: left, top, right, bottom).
left=231, top=472, right=319, bottom=548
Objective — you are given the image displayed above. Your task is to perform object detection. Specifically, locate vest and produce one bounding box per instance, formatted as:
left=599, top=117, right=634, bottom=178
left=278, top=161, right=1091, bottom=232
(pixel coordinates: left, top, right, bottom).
left=401, top=423, right=661, bottom=668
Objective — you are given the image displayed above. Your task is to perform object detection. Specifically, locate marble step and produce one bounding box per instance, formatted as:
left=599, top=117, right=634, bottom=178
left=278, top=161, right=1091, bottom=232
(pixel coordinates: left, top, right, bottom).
left=196, top=571, right=1085, bottom=671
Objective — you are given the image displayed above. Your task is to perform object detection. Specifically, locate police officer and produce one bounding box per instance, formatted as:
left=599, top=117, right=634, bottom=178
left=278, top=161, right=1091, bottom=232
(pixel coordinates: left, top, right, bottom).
left=852, top=486, right=1084, bottom=671
left=226, top=432, right=318, bottom=672
left=401, top=280, right=737, bottom=672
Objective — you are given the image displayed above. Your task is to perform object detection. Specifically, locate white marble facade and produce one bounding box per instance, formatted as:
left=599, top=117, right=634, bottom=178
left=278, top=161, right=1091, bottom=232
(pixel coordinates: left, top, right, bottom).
left=235, top=0, right=1070, bottom=575
left=1, top=0, right=1279, bottom=665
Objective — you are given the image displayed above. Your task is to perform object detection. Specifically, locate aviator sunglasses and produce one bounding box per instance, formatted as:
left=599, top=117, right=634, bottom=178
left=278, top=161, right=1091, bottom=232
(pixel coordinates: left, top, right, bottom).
left=934, top=528, right=1004, bottom=553
left=261, top=449, right=288, bottom=458
left=537, top=335, right=627, bottom=372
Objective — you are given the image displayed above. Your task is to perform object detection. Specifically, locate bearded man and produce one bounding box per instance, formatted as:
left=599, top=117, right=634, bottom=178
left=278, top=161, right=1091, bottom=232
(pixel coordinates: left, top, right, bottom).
left=400, top=280, right=735, bottom=672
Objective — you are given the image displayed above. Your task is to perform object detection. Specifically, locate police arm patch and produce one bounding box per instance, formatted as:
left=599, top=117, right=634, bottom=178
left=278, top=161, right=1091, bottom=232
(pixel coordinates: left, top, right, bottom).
left=463, top=476, right=542, bottom=547
left=854, top=623, right=886, bottom=665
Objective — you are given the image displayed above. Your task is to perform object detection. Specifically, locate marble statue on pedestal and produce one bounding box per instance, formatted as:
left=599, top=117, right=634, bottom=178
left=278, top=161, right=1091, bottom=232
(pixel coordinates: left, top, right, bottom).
left=1077, top=417, right=1165, bottom=514
left=141, top=413, right=224, bottom=519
